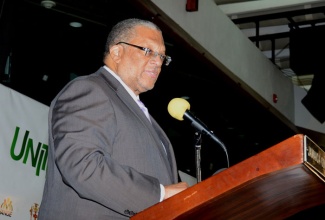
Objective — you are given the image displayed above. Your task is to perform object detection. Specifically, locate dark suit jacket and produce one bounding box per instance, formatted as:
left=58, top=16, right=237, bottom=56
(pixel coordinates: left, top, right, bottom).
left=38, top=67, right=178, bottom=220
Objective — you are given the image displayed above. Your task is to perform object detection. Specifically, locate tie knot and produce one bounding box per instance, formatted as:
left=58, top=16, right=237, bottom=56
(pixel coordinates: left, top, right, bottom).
left=137, top=99, right=145, bottom=107
left=137, top=99, right=151, bottom=122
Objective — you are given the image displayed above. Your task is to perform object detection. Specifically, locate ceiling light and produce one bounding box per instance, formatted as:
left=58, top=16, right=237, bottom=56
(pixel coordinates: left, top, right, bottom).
left=41, top=0, right=56, bottom=9
left=69, top=22, right=82, bottom=28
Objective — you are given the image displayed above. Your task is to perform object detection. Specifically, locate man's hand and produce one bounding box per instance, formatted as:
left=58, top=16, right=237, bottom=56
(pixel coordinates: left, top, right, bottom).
left=164, top=182, right=189, bottom=200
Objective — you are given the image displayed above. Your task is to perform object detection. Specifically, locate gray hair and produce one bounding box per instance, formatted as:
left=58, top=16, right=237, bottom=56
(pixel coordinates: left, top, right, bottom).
left=103, top=18, right=161, bottom=58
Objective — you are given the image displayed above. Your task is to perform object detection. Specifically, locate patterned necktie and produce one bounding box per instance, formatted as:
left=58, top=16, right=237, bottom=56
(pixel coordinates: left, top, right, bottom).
left=137, top=99, right=169, bottom=155
left=137, top=99, right=151, bottom=122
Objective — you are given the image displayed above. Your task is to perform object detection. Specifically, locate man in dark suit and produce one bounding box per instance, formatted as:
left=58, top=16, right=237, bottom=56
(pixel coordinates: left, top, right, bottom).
left=38, top=18, right=188, bottom=219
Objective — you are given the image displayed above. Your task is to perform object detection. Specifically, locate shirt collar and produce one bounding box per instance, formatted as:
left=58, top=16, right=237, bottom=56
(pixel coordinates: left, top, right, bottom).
left=103, top=65, right=139, bottom=101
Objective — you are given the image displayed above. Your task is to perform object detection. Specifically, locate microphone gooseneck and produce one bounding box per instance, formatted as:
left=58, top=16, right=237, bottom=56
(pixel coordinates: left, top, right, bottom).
left=168, top=98, right=229, bottom=167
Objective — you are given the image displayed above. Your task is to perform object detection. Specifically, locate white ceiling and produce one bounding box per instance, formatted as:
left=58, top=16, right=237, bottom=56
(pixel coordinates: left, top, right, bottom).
left=215, top=0, right=325, bottom=17
left=215, top=0, right=325, bottom=90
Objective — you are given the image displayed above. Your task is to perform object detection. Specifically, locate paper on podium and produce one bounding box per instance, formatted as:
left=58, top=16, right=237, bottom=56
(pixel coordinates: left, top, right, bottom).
left=178, top=170, right=197, bottom=187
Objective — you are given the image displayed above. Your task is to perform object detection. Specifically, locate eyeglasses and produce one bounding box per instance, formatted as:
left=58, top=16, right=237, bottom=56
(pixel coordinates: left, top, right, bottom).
left=116, top=42, right=172, bottom=66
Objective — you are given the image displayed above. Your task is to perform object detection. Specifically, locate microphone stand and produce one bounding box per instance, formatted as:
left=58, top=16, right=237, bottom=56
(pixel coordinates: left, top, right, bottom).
left=194, top=132, right=202, bottom=183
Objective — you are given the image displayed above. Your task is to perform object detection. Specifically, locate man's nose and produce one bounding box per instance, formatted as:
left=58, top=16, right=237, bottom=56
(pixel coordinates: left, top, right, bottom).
left=149, top=54, right=163, bottom=66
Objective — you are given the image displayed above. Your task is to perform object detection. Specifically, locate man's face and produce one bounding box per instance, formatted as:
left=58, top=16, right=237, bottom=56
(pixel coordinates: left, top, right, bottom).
left=116, top=26, right=166, bottom=95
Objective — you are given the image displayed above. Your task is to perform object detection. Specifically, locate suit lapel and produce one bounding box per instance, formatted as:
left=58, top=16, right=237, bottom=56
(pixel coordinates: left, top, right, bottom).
left=151, top=118, right=175, bottom=181
left=97, top=67, right=175, bottom=181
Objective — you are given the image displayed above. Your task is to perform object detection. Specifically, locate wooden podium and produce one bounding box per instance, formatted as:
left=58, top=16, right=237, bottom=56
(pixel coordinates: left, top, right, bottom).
left=131, top=134, right=325, bottom=219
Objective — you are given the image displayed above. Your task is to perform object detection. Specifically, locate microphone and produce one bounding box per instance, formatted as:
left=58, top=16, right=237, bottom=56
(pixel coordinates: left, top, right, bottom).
left=167, top=98, right=227, bottom=153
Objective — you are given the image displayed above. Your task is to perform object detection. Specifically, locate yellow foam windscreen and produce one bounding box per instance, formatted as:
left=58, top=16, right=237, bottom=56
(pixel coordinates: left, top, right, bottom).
left=167, top=98, right=190, bottom=121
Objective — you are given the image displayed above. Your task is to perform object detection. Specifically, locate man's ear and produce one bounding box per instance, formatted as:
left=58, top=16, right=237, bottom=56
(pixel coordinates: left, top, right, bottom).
left=110, top=45, right=122, bottom=63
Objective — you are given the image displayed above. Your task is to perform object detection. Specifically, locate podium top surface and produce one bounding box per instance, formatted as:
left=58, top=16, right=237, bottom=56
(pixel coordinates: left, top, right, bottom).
left=131, top=134, right=325, bottom=220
